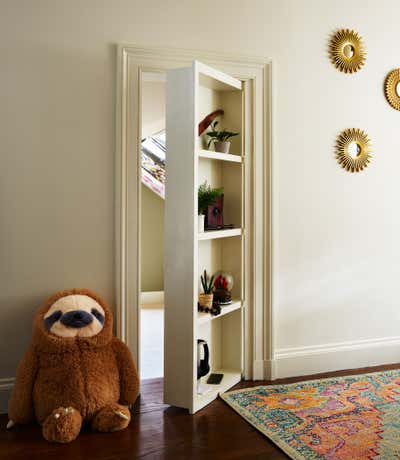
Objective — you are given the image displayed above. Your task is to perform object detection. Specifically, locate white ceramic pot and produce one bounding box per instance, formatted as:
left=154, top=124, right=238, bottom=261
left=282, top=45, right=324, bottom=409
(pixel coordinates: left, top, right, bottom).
left=214, top=141, right=231, bottom=154
left=198, top=214, right=205, bottom=233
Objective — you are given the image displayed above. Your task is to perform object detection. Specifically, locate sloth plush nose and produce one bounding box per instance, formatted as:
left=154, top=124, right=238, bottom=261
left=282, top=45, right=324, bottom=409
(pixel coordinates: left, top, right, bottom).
left=60, top=310, right=93, bottom=328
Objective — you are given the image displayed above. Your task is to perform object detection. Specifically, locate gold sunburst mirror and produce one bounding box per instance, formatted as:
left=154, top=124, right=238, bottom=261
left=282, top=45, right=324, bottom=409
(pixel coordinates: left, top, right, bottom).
left=329, top=29, right=366, bottom=73
left=336, top=128, right=372, bottom=173
left=385, top=69, right=400, bottom=111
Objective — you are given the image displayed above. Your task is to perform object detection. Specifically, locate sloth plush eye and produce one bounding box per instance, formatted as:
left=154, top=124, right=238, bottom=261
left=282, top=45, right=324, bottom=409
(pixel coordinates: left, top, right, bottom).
left=91, top=308, right=105, bottom=325
left=44, top=310, right=62, bottom=330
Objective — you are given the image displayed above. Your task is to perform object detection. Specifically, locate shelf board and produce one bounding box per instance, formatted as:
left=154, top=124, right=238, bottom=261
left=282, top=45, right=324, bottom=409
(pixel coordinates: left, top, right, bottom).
left=198, top=149, right=242, bottom=163
left=194, top=369, right=241, bottom=412
left=197, top=300, right=241, bottom=325
left=198, top=228, right=242, bottom=240
left=196, top=61, right=242, bottom=92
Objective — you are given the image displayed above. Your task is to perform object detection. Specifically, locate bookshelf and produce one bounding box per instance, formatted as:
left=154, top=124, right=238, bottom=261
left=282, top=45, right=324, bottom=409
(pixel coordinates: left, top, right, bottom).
left=165, top=61, right=245, bottom=413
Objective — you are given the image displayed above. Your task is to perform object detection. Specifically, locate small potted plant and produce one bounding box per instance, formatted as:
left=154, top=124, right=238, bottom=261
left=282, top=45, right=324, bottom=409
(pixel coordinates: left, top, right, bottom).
left=198, top=181, right=223, bottom=233
left=206, top=121, right=239, bottom=154
left=199, top=270, right=215, bottom=310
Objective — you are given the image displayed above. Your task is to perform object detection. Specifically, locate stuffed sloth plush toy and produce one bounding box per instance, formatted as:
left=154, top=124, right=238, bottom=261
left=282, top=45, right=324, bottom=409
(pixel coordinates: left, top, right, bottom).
left=7, top=288, right=139, bottom=443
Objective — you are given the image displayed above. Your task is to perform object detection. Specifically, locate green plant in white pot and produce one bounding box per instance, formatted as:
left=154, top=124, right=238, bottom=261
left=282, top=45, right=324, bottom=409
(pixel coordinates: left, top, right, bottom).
left=198, top=182, right=223, bottom=233
left=206, top=121, right=239, bottom=154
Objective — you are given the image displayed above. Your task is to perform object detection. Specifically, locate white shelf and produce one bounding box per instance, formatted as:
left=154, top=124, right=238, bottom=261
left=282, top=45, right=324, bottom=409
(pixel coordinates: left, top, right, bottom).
left=198, top=228, right=242, bottom=240
left=198, top=149, right=242, bottom=163
left=165, top=60, right=245, bottom=413
left=197, top=300, right=241, bottom=325
left=196, top=61, right=242, bottom=92
left=194, top=369, right=241, bottom=412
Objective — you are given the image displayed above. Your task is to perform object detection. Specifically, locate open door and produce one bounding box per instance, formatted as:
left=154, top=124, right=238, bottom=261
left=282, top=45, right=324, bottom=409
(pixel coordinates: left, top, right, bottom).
left=164, top=61, right=247, bottom=413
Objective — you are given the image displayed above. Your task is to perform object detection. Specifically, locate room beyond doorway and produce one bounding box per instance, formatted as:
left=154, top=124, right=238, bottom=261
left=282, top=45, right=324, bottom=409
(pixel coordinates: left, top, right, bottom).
left=140, top=71, right=166, bottom=380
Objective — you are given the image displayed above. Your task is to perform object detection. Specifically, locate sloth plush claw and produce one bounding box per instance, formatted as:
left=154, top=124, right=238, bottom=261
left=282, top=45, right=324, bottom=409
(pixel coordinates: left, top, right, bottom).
left=8, top=289, right=139, bottom=442
left=43, top=407, right=82, bottom=443
left=91, top=404, right=131, bottom=432
left=6, top=420, right=15, bottom=429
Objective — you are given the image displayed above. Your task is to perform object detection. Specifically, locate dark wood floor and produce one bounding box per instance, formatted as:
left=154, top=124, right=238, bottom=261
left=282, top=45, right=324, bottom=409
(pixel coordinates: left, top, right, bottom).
left=2, top=363, right=400, bottom=460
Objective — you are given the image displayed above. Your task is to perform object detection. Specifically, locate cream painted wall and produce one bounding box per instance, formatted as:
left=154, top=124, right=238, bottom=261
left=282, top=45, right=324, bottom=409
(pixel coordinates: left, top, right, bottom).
left=141, top=80, right=165, bottom=292
left=2, top=0, right=400, bottom=402
left=141, top=185, right=164, bottom=292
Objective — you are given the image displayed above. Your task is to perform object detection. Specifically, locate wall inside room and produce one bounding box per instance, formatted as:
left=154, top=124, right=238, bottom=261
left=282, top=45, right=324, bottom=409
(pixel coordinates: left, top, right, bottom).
left=2, top=0, right=400, bottom=411
left=141, top=79, right=165, bottom=293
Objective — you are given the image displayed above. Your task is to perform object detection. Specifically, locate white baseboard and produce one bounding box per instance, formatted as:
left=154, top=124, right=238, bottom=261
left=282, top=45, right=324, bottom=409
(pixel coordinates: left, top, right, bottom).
left=140, top=291, right=164, bottom=308
left=273, top=336, right=400, bottom=379
left=0, top=377, right=14, bottom=414
left=253, top=360, right=266, bottom=380
left=252, top=359, right=276, bottom=380
left=3, top=337, right=400, bottom=413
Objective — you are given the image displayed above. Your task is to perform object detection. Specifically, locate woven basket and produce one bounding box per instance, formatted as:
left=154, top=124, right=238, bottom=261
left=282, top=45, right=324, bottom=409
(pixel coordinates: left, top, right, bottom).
left=198, top=293, right=213, bottom=308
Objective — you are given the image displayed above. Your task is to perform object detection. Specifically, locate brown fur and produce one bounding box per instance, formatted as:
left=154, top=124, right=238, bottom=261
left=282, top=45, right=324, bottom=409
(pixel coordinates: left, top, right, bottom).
left=8, top=288, right=139, bottom=442
left=42, top=407, right=82, bottom=443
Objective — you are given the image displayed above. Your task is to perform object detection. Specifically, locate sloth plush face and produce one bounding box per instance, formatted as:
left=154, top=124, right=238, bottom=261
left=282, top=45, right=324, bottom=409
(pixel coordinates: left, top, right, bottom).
left=43, top=294, right=105, bottom=338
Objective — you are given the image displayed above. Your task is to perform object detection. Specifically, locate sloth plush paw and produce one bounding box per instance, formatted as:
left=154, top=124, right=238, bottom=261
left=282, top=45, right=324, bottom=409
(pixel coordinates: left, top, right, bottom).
left=42, top=407, right=82, bottom=443
left=91, top=403, right=131, bottom=432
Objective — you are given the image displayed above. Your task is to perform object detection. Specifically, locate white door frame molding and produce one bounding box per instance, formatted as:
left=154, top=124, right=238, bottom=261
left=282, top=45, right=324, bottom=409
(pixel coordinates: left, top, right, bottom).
left=115, top=44, right=273, bottom=380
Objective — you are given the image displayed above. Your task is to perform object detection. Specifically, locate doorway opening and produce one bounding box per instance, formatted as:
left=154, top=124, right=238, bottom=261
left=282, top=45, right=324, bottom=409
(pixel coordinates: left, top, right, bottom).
left=116, top=45, right=272, bottom=386
left=139, top=71, right=166, bottom=380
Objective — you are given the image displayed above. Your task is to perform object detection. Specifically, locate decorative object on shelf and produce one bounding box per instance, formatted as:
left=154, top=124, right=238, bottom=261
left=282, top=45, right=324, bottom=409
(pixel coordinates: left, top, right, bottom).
left=205, top=224, right=234, bottom=231
left=335, top=128, right=372, bottom=173
left=197, top=339, right=210, bottom=394
left=198, top=181, right=224, bottom=233
left=206, top=120, right=239, bottom=154
left=329, top=29, right=366, bottom=74
left=213, top=271, right=234, bottom=305
left=207, top=373, right=224, bottom=384
left=198, top=109, right=224, bottom=136
left=198, top=301, right=221, bottom=317
left=206, top=195, right=224, bottom=229
left=384, top=69, right=400, bottom=111
left=199, top=270, right=215, bottom=308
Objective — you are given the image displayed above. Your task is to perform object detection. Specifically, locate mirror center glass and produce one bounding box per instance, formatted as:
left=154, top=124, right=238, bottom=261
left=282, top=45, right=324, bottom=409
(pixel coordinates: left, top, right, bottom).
left=396, top=81, right=400, bottom=97
left=343, top=44, right=355, bottom=58
left=348, top=142, right=361, bottom=158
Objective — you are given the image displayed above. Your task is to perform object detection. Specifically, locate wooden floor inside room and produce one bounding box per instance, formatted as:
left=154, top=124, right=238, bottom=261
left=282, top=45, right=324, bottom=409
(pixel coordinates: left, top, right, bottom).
left=1, top=363, right=400, bottom=460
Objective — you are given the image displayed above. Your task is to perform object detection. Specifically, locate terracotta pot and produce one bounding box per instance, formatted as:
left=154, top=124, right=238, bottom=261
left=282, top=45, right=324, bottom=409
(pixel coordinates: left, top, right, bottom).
left=198, top=293, right=213, bottom=308
left=214, top=141, right=231, bottom=154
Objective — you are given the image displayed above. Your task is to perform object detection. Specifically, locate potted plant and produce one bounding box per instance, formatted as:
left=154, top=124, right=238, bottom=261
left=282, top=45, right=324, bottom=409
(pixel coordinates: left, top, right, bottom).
left=206, top=121, right=239, bottom=154
left=199, top=270, right=215, bottom=310
left=198, top=181, right=223, bottom=232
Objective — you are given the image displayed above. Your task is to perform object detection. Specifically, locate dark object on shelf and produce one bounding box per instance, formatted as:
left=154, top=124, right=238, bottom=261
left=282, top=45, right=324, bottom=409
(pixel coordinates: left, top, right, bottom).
left=213, top=289, right=232, bottom=305
left=207, top=373, right=224, bottom=385
left=205, top=195, right=224, bottom=229
left=198, top=302, right=221, bottom=317
left=197, top=340, right=210, bottom=380
left=198, top=110, right=224, bottom=136
left=205, top=224, right=234, bottom=231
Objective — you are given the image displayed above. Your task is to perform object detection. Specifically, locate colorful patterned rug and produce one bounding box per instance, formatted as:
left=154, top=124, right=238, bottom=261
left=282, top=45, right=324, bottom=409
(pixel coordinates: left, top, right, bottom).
left=221, top=369, right=400, bottom=459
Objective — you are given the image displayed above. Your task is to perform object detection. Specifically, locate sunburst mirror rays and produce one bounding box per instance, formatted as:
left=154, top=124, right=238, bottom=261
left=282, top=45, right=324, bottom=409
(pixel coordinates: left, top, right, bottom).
left=329, top=29, right=366, bottom=73
left=336, top=128, right=372, bottom=173
left=385, top=69, right=400, bottom=111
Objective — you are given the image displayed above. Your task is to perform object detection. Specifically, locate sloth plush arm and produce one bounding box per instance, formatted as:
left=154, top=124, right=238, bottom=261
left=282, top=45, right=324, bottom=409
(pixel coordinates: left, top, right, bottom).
left=112, top=337, right=140, bottom=406
left=8, top=348, right=38, bottom=425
